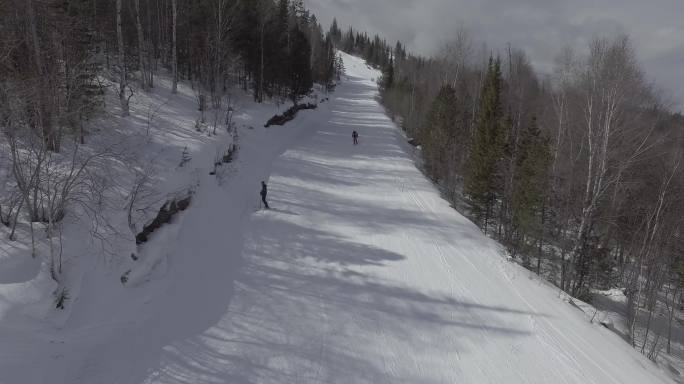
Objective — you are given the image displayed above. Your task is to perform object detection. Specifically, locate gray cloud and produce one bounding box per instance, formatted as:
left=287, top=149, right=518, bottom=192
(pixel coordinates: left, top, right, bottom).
left=304, top=0, right=684, bottom=112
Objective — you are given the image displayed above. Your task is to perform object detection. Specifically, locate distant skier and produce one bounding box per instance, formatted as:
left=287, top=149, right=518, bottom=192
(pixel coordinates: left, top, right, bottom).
left=260, top=181, right=269, bottom=209
left=352, top=130, right=359, bottom=145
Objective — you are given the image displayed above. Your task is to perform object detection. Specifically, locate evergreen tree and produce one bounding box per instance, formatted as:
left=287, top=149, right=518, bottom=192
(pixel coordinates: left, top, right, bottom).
left=335, top=53, right=345, bottom=80
left=395, top=41, right=406, bottom=61
left=288, top=25, right=313, bottom=104
left=269, top=0, right=291, bottom=95
left=380, top=56, right=394, bottom=91
left=233, top=0, right=261, bottom=94
left=511, top=116, right=551, bottom=252
left=329, top=18, right=342, bottom=45
left=421, top=84, right=460, bottom=181
left=465, top=57, right=506, bottom=231
left=343, top=26, right=354, bottom=52
left=320, top=34, right=337, bottom=91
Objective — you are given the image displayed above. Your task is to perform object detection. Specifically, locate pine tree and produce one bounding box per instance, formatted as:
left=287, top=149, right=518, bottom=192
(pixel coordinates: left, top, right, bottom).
left=343, top=26, right=354, bottom=52
left=380, top=56, right=394, bottom=91
left=465, top=57, right=506, bottom=231
left=268, top=0, right=290, bottom=96
left=395, top=41, right=406, bottom=61
left=329, top=18, right=341, bottom=45
left=511, top=116, right=551, bottom=255
left=335, top=53, right=345, bottom=80
left=421, top=84, right=460, bottom=181
left=320, top=34, right=337, bottom=91
left=288, top=25, right=312, bottom=104
left=233, top=0, right=261, bottom=94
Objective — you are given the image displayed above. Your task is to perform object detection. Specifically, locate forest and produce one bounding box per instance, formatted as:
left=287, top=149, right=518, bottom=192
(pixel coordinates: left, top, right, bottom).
left=0, top=0, right=341, bottom=292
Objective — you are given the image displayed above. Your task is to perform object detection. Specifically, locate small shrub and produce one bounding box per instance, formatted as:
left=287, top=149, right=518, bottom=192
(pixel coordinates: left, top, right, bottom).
left=54, top=288, right=69, bottom=309
left=121, top=270, right=131, bottom=284
left=177, top=196, right=191, bottom=211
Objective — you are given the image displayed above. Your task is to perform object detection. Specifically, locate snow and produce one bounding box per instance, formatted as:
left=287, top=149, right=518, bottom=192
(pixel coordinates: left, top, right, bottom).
left=588, top=288, right=684, bottom=379
left=0, top=52, right=677, bottom=383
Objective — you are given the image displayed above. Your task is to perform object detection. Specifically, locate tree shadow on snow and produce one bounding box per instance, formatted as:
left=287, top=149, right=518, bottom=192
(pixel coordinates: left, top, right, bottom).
left=138, top=71, right=542, bottom=384
left=147, top=216, right=543, bottom=384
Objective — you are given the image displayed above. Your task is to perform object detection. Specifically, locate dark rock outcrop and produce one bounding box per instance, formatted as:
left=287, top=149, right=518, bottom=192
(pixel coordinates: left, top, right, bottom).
left=264, top=103, right=317, bottom=127
left=135, top=195, right=192, bottom=244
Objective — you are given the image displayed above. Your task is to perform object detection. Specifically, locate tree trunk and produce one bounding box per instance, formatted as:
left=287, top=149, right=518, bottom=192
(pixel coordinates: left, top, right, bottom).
left=146, top=0, right=154, bottom=87
left=134, top=0, right=148, bottom=90
left=560, top=250, right=566, bottom=290
left=537, top=201, right=546, bottom=275
left=259, top=20, right=265, bottom=103
left=667, top=286, right=677, bottom=354
left=497, top=198, right=504, bottom=240
left=27, top=0, right=58, bottom=151
left=9, top=199, right=23, bottom=241
left=171, top=0, right=178, bottom=93
left=641, top=299, right=655, bottom=354
left=214, top=0, right=223, bottom=104
left=116, top=0, right=129, bottom=116
left=30, top=220, right=36, bottom=258
left=484, top=198, right=491, bottom=236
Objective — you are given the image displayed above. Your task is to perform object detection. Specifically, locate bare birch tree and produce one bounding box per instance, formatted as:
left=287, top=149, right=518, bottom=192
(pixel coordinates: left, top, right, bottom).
left=570, top=36, right=650, bottom=295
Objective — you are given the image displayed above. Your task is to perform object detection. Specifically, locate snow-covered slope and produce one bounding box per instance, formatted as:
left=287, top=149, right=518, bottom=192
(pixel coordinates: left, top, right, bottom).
left=0, top=72, right=323, bottom=383
left=2, top=52, right=676, bottom=383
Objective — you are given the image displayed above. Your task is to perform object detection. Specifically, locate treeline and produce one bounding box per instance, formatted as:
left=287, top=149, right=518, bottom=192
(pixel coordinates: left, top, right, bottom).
left=232, top=0, right=341, bottom=103
left=328, top=18, right=398, bottom=69
left=0, top=0, right=341, bottom=282
left=0, top=0, right=341, bottom=150
left=344, top=27, right=684, bottom=354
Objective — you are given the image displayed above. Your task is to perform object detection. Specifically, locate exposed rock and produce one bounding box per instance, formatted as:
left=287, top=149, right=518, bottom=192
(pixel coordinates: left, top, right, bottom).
left=135, top=194, right=192, bottom=244
left=264, top=103, right=317, bottom=127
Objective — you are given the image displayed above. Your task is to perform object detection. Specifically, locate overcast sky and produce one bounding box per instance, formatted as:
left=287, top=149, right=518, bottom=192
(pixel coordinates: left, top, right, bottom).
left=304, top=0, right=684, bottom=112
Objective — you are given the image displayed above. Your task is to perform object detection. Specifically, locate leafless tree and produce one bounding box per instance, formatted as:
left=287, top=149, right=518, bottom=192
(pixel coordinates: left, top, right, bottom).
left=171, top=0, right=178, bottom=94
left=568, top=36, right=654, bottom=296
left=117, top=0, right=130, bottom=116
left=134, top=0, right=149, bottom=91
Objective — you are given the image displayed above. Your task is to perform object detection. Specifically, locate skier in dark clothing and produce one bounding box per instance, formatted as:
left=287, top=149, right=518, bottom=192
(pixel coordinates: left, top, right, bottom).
left=352, top=130, right=359, bottom=145
left=260, top=181, right=269, bottom=209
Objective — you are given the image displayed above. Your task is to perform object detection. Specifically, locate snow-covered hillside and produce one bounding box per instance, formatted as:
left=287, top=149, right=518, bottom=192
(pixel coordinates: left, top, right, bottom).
left=0, top=52, right=676, bottom=383
left=0, top=68, right=324, bottom=383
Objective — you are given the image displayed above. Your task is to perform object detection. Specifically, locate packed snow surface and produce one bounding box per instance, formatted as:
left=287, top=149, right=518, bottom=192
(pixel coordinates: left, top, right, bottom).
left=1, top=52, right=675, bottom=383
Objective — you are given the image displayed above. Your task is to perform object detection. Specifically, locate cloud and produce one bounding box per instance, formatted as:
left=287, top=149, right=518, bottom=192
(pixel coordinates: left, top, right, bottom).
left=304, top=0, right=684, bottom=112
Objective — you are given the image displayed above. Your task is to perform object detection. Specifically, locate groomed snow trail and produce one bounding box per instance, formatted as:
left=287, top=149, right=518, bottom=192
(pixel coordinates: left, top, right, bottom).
left=140, top=53, right=672, bottom=384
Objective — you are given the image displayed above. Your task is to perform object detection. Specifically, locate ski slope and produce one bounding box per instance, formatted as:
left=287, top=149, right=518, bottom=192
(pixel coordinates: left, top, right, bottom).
left=131, top=53, right=672, bottom=383
left=3, top=52, right=674, bottom=383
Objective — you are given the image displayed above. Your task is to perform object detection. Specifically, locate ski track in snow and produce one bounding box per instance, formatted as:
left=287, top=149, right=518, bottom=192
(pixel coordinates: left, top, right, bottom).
left=133, top=53, right=671, bottom=383
left=5, top=52, right=674, bottom=383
